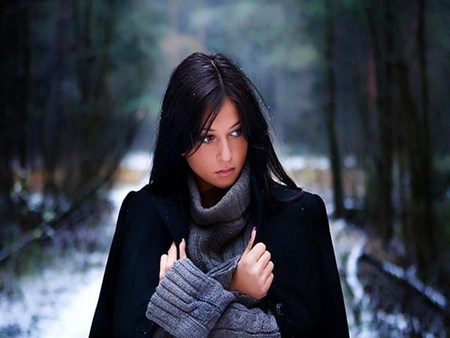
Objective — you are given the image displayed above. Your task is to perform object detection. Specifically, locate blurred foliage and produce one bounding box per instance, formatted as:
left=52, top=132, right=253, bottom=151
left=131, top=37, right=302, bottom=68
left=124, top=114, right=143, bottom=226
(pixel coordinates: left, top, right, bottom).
left=1, top=1, right=449, bottom=336
left=1, top=0, right=449, bottom=286
left=0, top=0, right=163, bottom=243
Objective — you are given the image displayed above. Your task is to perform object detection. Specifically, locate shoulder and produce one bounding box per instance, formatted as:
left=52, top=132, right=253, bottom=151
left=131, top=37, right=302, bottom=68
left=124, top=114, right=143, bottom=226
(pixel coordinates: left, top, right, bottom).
left=113, top=185, right=177, bottom=248
left=265, top=183, right=329, bottom=235
left=262, top=184, right=330, bottom=255
left=269, top=182, right=326, bottom=213
left=120, top=184, right=176, bottom=211
left=119, top=185, right=188, bottom=243
left=119, top=185, right=156, bottom=213
left=117, top=185, right=173, bottom=226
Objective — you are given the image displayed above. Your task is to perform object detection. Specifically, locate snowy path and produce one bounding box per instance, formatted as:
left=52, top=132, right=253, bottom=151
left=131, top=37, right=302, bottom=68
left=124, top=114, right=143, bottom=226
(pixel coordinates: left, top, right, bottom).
left=0, top=152, right=150, bottom=338
left=3, top=152, right=441, bottom=337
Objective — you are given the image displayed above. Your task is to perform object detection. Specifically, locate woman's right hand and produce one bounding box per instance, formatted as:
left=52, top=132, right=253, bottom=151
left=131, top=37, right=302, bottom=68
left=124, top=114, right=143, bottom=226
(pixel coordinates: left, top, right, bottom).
left=159, top=239, right=187, bottom=282
left=230, top=228, right=274, bottom=300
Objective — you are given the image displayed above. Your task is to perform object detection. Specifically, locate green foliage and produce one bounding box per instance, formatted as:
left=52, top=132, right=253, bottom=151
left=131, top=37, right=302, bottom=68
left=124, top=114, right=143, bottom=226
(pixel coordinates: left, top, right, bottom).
left=1, top=0, right=164, bottom=197
left=188, top=0, right=324, bottom=148
left=2, top=0, right=449, bottom=278
left=110, top=1, right=164, bottom=119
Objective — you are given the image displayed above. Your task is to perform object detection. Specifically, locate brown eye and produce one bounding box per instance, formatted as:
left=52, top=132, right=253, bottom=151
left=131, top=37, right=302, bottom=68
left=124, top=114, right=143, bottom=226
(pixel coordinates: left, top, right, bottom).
left=201, top=135, right=215, bottom=143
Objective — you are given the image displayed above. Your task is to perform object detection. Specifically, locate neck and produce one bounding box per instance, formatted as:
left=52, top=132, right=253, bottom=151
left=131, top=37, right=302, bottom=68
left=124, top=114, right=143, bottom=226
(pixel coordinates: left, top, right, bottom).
left=199, top=187, right=228, bottom=208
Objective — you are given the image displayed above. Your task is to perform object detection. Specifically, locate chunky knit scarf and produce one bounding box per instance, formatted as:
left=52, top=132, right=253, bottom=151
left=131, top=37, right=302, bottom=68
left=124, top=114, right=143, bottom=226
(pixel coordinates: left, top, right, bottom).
left=147, top=165, right=280, bottom=337
left=187, top=165, right=251, bottom=287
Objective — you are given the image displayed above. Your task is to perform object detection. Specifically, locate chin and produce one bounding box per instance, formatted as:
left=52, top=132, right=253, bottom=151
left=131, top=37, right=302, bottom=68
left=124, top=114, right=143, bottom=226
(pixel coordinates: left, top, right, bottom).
left=217, top=178, right=239, bottom=189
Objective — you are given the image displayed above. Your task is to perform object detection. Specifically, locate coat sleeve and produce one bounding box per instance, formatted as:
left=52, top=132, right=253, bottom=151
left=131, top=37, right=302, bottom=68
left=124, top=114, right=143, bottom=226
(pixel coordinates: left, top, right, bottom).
left=264, top=191, right=349, bottom=337
left=89, top=192, right=132, bottom=337
left=314, top=194, right=349, bottom=337
left=89, top=191, right=171, bottom=337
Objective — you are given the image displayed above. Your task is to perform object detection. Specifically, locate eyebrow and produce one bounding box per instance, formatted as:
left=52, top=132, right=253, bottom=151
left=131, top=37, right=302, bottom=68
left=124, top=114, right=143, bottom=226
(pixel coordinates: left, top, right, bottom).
left=202, top=120, right=241, bottom=132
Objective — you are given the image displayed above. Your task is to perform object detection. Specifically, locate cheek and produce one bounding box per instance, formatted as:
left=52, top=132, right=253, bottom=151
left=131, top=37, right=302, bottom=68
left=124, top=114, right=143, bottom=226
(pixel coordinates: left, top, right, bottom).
left=186, top=148, right=211, bottom=172
left=239, top=140, right=249, bottom=161
left=186, top=155, right=199, bottom=172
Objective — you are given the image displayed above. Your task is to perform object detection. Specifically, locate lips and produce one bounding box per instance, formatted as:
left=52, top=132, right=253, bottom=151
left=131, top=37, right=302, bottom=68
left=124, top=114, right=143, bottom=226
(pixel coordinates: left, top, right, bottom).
left=216, top=167, right=235, bottom=177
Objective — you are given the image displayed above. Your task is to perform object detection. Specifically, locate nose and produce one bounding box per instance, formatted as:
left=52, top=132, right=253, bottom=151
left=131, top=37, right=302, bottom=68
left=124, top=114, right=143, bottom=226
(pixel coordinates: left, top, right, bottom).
left=217, top=139, right=232, bottom=163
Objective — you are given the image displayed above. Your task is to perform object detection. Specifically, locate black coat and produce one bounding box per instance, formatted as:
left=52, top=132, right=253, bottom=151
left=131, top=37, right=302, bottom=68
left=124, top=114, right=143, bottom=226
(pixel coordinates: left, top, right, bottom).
left=89, top=183, right=349, bottom=338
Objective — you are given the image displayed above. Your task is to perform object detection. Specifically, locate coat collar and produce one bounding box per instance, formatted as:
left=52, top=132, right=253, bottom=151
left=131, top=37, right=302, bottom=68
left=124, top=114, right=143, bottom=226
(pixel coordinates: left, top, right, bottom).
left=142, top=181, right=302, bottom=245
left=144, top=185, right=189, bottom=244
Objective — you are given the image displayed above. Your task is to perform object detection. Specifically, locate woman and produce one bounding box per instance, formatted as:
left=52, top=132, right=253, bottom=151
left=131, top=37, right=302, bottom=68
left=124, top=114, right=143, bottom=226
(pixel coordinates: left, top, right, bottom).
left=90, top=52, right=349, bottom=337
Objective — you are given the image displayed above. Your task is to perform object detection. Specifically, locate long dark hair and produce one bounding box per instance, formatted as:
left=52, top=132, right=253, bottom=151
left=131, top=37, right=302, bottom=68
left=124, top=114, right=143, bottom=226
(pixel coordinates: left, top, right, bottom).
left=149, top=52, right=296, bottom=200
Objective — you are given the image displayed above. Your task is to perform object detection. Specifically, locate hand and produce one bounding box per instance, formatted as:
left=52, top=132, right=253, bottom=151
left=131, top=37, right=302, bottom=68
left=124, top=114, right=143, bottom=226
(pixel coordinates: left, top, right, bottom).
left=230, top=228, right=274, bottom=300
left=159, top=239, right=187, bottom=282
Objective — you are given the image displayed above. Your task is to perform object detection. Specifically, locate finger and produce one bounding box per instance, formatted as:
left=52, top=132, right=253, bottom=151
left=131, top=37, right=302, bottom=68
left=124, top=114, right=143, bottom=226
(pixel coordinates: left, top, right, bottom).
left=179, top=238, right=187, bottom=259
left=264, top=272, right=275, bottom=291
left=168, top=242, right=177, bottom=259
left=244, top=227, right=257, bottom=254
left=261, top=261, right=274, bottom=281
left=166, top=242, right=177, bottom=269
left=256, top=250, right=271, bottom=269
left=159, top=254, right=168, bottom=281
left=247, top=242, right=267, bottom=261
left=262, top=273, right=274, bottom=298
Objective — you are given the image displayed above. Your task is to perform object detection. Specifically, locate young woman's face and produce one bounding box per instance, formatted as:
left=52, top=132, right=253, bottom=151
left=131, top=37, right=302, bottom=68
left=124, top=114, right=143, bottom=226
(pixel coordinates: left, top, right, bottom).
left=186, top=98, right=248, bottom=193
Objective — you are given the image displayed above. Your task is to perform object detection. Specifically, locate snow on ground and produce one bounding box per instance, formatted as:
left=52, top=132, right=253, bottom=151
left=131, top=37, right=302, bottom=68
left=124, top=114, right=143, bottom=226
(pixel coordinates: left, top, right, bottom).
left=0, top=251, right=107, bottom=337
left=0, top=152, right=149, bottom=338
left=6, top=152, right=438, bottom=337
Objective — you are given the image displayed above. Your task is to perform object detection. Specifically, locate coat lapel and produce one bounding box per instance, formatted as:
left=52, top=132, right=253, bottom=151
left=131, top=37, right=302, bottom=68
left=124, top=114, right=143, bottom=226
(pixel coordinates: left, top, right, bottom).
left=150, top=190, right=189, bottom=244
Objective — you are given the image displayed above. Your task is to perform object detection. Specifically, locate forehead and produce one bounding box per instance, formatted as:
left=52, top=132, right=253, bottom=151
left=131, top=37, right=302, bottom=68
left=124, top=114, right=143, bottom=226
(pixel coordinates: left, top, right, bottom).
left=207, top=98, right=240, bottom=129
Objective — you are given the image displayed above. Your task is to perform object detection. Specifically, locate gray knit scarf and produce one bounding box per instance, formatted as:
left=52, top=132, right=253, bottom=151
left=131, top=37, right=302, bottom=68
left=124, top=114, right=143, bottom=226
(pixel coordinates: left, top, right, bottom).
left=187, top=164, right=251, bottom=288
left=149, top=164, right=281, bottom=337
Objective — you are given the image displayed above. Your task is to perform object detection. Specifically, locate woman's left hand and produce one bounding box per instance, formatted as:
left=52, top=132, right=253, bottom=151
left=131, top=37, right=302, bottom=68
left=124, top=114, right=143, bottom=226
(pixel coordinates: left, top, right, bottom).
left=159, top=239, right=187, bottom=282
left=229, top=228, right=274, bottom=299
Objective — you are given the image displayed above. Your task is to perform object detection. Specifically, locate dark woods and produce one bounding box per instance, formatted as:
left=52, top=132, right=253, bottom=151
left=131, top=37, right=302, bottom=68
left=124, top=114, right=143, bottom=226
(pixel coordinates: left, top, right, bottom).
left=0, top=0, right=449, bottom=317
left=363, top=0, right=437, bottom=276
left=0, top=1, right=158, bottom=258
left=310, top=0, right=450, bottom=282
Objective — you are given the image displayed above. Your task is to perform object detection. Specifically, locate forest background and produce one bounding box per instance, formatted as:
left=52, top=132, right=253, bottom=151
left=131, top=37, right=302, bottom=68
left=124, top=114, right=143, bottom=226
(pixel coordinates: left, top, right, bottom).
left=1, top=0, right=449, bottom=337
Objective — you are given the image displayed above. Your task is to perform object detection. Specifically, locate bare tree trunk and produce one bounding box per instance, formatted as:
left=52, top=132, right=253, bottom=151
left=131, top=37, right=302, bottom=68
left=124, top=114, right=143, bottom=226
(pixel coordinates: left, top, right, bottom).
left=397, top=58, right=435, bottom=276
left=394, top=0, right=436, bottom=279
left=413, top=0, right=435, bottom=275
left=77, top=0, right=94, bottom=106
left=69, top=0, right=121, bottom=193
left=42, top=0, right=67, bottom=196
left=72, top=0, right=99, bottom=192
left=324, top=0, right=344, bottom=217
left=381, top=0, right=394, bottom=237
left=0, top=1, right=30, bottom=200
left=365, top=3, right=393, bottom=241
left=0, top=2, right=19, bottom=199
left=417, top=0, right=434, bottom=250
left=17, top=2, right=30, bottom=175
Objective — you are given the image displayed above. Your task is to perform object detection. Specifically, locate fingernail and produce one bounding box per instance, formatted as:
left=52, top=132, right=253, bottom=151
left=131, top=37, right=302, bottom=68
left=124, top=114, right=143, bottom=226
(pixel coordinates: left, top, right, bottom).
left=252, top=226, right=256, bottom=232
left=181, top=238, right=185, bottom=243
